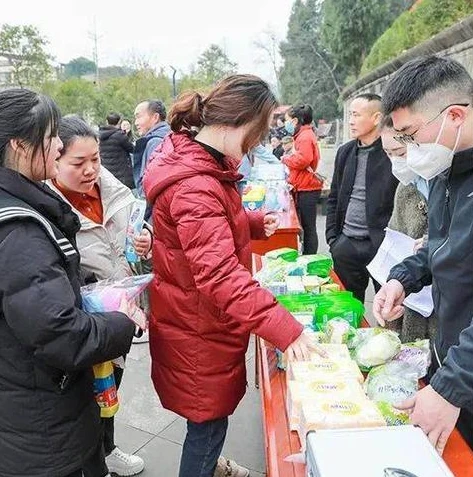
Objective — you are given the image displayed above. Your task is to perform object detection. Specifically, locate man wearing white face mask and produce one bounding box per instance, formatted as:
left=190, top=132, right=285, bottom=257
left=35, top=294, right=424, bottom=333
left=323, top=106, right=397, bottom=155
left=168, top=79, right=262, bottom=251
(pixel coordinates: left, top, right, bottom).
left=380, top=115, right=434, bottom=343
left=373, top=56, right=473, bottom=454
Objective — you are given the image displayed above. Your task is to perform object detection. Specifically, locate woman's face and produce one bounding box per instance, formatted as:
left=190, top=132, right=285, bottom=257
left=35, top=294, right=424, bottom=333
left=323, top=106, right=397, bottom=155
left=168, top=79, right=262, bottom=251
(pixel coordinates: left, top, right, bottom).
left=56, top=136, right=101, bottom=193
left=18, top=130, right=63, bottom=181
left=121, top=120, right=131, bottom=134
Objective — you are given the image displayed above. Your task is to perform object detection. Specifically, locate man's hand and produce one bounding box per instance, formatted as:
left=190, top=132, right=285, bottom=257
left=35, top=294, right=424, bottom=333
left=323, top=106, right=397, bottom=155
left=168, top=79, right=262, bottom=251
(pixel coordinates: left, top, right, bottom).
left=264, top=213, right=280, bottom=237
left=413, top=237, right=425, bottom=253
left=134, top=228, right=152, bottom=257
left=396, top=385, right=460, bottom=455
left=372, top=279, right=406, bottom=326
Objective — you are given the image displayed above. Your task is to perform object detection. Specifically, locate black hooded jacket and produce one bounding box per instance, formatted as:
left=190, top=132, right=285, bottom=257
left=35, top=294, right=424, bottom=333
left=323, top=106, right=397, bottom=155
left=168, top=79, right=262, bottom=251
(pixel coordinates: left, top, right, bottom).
left=0, top=167, right=134, bottom=477
left=99, top=125, right=135, bottom=189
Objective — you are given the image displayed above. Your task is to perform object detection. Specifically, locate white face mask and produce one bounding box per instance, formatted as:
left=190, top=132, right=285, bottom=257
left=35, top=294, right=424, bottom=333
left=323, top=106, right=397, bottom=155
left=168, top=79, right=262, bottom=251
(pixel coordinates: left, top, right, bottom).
left=390, top=156, right=417, bottom=185
left=406, top=114, right=462, bottom=181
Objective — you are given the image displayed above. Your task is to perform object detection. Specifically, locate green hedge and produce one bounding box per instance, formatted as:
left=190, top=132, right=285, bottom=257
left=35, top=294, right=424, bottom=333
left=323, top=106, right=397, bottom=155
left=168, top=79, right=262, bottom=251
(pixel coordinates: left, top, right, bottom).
left=360, top=0, right=473, bottom=76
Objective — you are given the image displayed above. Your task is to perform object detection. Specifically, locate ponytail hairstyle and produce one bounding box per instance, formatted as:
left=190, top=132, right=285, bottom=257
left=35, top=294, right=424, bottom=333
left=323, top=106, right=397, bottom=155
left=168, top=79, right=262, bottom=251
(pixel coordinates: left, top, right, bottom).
left=0, top=88, right=60, bottom=172
left=58, top=115, right=98, bottom=155
left=169, top=74, right=278, bottom=153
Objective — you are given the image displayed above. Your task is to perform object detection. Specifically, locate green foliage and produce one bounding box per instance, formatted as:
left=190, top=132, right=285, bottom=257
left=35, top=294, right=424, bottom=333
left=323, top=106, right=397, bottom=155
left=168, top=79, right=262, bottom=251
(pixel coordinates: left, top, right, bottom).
left=0, top=24, right=53, bottom=87
left=64, top=57, right=96, bottom=78
left=279, top=0, right=343, bottom=120
left=43, top=69, right=173, bottom=124
left=321, top=0, right=413, bottom=78
left=361, top=0, right=473, bottom=74
left=195, top=44, right=237, bottom=85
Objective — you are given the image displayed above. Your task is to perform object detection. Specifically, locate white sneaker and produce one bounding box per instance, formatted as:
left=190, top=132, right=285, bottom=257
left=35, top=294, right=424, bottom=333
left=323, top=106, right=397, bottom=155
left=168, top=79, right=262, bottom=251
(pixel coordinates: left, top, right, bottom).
left=132, top=330, right=149, bottom=344
left=105, top=447, right=144, bottom=476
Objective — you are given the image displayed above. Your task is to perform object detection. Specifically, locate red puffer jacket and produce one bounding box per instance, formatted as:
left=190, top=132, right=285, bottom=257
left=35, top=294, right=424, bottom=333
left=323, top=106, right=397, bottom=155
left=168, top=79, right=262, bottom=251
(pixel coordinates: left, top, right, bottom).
left=143, top=132, right=303, bottom=423
left=282, top=125, right=323, bottom=192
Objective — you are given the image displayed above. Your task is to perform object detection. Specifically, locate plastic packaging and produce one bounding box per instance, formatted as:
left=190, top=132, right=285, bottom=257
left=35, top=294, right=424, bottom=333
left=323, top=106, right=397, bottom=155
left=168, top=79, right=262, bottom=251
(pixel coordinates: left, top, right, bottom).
left=393, top=339, right=431, bottom=379
left=125, top=199, right=147, bottom=263
left=354, top=329, right=402, bottom=370
left=81, top=274, right=153, bottom=330
left=322, top=319, right=356, bottom=345
left=376, top=401, right=410, bottom=426
left=306, top=255, right=334, bottom=278
left=265, top=247, right=299, bottom=262
left=365, top=361, right=418, bottom=405
left=93, top=361, right=119, bottom=418
left=312, top=292, right=365, bottom=330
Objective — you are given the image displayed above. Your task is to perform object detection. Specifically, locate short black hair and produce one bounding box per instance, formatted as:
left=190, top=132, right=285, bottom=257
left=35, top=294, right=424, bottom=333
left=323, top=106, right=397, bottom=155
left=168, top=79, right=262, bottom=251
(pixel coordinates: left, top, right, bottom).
left=287, top=104, right=313, bottom=125
left=379, top=114, right=394, bottom=130
left=146, top=100, right=166, bottom=121
left=382, top=56, right=473, bottom=115
left=355, top=93, right=382, bottom=103
left=107, top=112, right=121, bottom=126
left=59, top=115, right=98, bottom=155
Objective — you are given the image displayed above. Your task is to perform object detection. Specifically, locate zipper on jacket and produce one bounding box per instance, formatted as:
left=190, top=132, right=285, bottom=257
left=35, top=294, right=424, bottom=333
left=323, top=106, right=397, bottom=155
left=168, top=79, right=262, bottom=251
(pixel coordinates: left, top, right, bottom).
left=432, top=186, right=451, bottom=261
left=433, top=341, right=443, bottom=368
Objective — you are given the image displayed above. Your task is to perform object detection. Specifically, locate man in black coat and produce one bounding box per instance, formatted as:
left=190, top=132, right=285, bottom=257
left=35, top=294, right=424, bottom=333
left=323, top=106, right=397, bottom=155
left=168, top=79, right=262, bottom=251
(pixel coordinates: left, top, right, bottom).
left=99, top=112, right=135, bottom=189
left=373, top=55, right=473, bottom=454
left=326, top=93, right=398, bottom=303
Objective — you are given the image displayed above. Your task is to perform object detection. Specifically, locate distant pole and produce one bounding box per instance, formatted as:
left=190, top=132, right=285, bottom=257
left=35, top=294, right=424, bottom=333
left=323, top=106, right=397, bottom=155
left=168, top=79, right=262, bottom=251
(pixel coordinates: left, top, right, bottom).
left=170, top=65, right=177, bottom=98
left=89, top=17, right=101, bottom=85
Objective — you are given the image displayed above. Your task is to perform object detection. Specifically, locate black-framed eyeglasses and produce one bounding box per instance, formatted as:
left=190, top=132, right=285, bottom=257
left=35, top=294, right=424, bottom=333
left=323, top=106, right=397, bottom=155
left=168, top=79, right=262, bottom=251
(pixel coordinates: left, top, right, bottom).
left=393, top=103, right=470, bottom=146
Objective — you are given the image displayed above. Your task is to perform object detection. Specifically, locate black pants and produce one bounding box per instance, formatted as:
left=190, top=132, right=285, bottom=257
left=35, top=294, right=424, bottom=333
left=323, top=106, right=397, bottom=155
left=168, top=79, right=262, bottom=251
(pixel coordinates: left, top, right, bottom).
left=103, top=365, right=124, bottom=455
left=66, top=438, right=108, bottom=477
left=296, top=190, right=320, bottom=255
left=330, top=233, right=380, bottom=303
left=82, top=365, right=124, bottom=477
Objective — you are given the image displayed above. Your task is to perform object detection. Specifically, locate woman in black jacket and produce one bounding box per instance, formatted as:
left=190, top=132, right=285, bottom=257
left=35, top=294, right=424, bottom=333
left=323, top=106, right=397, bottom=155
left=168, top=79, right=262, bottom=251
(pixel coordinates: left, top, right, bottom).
left=0, top=88, right=136, bottom=477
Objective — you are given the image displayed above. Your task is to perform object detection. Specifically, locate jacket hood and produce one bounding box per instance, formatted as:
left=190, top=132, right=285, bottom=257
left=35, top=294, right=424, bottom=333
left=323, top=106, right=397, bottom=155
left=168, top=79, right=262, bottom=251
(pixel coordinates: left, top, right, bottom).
left=144, top=132, right=242, bottom=204
left=99, top=125, right=121, bottom=141
left=0, top=167, right=81, bottom=237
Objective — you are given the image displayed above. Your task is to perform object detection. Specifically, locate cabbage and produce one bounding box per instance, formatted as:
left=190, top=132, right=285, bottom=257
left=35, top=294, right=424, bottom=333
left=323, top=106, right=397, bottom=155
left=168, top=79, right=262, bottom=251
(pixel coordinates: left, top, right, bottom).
left=354, top=329, right=401, bottom=369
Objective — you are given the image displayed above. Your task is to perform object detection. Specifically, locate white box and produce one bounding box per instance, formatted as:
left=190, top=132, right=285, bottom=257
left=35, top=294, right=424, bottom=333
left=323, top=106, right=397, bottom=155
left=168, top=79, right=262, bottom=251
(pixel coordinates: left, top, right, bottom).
left=306, top=426, right=454, bottom=477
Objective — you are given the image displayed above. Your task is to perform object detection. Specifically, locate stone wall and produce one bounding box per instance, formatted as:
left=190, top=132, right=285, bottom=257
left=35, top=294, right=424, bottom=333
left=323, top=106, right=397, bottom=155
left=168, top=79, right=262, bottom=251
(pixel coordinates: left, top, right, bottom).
left=341, top=14, right=473, bottom=141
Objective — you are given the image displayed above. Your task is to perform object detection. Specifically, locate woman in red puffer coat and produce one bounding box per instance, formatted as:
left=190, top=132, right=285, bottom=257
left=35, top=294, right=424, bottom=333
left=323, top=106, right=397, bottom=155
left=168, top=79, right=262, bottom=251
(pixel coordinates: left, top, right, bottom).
left=143, top=75, right=321, bottom=477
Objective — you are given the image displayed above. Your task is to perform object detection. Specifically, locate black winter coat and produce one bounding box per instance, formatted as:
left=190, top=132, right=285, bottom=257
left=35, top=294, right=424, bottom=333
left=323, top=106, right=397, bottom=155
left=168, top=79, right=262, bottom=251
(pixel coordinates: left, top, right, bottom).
left=99, top=126, right=135, bottom=189
left=388, top=148, right=473, bottom=410
left=0, top=168, right=135, bottom=477
left=325, top=137, right=398, bottom=251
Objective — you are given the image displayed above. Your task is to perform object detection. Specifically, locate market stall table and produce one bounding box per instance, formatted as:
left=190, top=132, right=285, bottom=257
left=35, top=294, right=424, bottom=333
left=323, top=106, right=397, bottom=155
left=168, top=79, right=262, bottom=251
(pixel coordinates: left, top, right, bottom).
left=252, top=258, right=473, bottom=476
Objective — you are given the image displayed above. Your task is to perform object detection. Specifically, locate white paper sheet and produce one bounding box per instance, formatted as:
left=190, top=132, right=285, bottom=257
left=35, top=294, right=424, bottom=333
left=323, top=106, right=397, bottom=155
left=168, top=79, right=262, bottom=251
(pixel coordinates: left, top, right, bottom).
left=367, top=228, right=434, bottom=318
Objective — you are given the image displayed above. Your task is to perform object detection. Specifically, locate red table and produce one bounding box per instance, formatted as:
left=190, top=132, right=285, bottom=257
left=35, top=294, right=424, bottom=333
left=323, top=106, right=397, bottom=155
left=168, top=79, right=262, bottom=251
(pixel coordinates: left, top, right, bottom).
left=251, top=199, right=301, bottom=256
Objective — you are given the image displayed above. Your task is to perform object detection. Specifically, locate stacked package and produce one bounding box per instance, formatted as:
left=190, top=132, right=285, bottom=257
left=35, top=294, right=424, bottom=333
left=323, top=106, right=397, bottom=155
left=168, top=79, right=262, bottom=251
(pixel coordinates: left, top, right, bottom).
left=285, top=344, right=386, bottom=449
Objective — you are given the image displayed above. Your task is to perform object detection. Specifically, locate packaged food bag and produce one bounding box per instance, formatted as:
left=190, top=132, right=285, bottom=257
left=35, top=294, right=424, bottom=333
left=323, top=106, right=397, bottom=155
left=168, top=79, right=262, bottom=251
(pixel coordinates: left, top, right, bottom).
left=287, top=378, right=365, bottom=431
left=298, top=397, right=386, bottom=449
left=124, top=199, right=147, bottom=263
left=354, top=329, right=401, bottom=370
left=376, top=401, right=410, bottom=426
left=392, top=339, right=431, bottom=379
left=287, top=359, right=364, bottom=384
left=365, top=361, right=418, bottom=405
left=265, top=247, right=299, bottom=262
left=81, top=274, right=153, bottom=330
left=321, top=319, right=356, bottom=345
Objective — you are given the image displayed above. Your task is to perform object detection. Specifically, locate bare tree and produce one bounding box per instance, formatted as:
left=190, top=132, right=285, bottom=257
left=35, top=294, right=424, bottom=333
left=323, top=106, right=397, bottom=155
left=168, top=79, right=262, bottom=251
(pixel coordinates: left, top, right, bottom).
left=254, top=28, right=282, bottom=94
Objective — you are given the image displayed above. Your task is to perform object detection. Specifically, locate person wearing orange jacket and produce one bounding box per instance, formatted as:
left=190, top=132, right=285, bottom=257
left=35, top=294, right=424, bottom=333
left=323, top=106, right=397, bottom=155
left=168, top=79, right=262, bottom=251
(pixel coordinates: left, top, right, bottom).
left=282, top=104, right=323, bottom=254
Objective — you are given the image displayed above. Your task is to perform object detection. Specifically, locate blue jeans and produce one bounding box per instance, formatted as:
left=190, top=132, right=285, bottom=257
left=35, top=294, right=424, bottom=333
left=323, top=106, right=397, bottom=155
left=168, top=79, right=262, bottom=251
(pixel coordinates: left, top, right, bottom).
left=179, top=417, right=229, bottom=477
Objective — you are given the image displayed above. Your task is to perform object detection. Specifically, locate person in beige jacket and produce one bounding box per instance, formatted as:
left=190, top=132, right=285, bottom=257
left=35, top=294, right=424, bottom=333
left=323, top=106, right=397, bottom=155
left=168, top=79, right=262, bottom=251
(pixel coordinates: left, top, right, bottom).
left=48, top=115, right=151, bottom=477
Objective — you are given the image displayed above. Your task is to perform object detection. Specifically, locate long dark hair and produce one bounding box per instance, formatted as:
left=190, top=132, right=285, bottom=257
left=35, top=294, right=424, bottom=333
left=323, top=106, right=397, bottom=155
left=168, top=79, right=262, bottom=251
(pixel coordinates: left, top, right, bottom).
left=0, top=88, right=60, bottom=171
left=169, top=74, right=278, bottom=153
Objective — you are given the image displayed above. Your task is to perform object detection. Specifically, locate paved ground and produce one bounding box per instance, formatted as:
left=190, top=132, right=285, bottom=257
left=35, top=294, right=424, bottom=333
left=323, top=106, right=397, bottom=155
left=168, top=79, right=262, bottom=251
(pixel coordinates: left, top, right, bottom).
left=115, top=145, right=376, bottom=476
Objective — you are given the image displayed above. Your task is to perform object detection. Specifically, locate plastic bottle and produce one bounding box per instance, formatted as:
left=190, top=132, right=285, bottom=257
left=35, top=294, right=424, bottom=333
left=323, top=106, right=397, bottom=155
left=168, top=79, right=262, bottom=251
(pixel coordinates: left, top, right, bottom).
left=125, top=199, right=147, bottom=263
left=93, top=361, right=119, bottom=418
